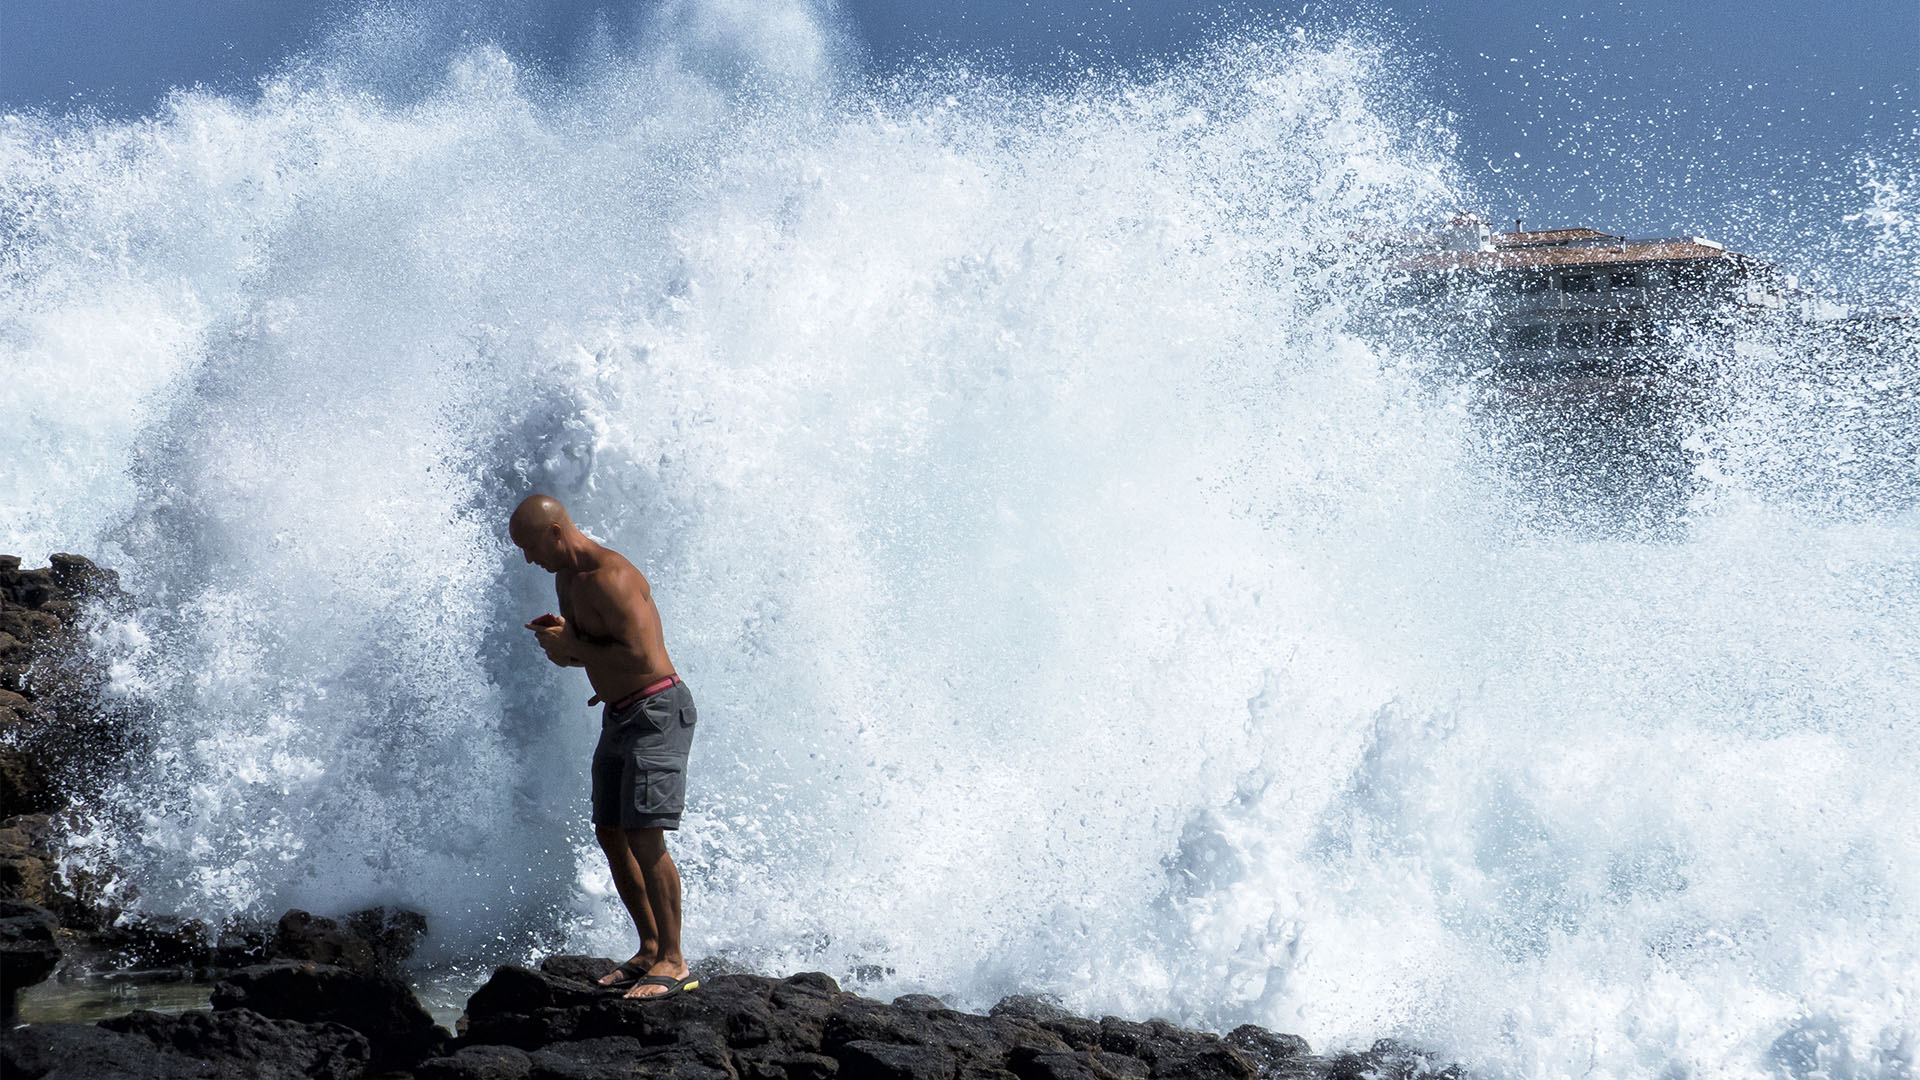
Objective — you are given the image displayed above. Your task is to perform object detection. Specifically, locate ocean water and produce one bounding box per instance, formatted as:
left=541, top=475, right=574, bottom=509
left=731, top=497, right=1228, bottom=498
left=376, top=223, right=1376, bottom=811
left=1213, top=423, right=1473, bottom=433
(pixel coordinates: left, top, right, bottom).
left=3, top=2, right=1918, bottom=1076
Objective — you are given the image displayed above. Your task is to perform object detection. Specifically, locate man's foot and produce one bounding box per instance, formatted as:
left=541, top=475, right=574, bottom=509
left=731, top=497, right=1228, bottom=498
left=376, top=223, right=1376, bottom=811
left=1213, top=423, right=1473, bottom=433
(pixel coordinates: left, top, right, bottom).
left=596, top=954, right=654, bottom=990
left=621, top=959, right=694, bottom=1000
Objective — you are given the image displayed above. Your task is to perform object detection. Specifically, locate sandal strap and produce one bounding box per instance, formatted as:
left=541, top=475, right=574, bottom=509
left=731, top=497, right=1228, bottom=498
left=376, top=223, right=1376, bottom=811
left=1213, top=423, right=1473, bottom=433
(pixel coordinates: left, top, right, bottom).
left=598, top=958, right=650, bottom=985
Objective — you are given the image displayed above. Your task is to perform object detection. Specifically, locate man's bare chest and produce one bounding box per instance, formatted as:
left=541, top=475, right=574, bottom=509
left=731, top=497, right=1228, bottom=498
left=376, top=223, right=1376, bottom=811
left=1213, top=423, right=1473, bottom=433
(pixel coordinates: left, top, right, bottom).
left=556, top=573, right=618, bottom=642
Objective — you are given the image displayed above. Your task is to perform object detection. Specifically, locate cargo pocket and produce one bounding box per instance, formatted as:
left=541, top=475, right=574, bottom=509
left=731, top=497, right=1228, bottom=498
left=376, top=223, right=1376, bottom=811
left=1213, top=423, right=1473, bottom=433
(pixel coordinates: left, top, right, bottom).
left=679, top=703, right=697, bottom=727
left=635, top=767, right=686, bottom=816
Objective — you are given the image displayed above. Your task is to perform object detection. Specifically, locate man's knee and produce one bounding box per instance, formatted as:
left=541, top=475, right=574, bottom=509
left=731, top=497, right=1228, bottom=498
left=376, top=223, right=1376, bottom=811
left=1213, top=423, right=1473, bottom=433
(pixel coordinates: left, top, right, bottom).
left=625, top=827, right=667, bottom=861
left=594, top=824, right=628, bottom=852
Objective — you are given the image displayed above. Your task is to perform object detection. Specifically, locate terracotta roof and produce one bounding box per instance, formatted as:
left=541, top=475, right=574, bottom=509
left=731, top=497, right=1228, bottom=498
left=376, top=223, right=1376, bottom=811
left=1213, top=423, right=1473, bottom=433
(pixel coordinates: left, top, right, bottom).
left=1493, top=228, right=1622, bottom=245
left=1394, top=240, right=1740, bottom=273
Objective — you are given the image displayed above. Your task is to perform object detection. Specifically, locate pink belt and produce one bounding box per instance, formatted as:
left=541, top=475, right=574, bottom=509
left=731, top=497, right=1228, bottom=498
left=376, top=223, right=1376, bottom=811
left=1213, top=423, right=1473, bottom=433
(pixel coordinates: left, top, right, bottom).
left=607, top=674, right=680, bottom=712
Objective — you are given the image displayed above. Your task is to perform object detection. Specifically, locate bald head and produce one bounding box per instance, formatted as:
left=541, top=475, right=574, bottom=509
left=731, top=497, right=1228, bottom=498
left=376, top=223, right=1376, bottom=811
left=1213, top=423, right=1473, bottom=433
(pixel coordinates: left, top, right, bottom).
left=509, top=494, right=583, bottom=573
left=511, top=494, right=572, bottom=535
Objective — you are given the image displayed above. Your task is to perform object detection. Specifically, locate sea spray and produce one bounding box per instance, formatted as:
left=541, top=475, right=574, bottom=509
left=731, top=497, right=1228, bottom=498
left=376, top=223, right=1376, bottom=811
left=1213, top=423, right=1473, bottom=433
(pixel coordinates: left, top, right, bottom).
left=3, top=3, right=1917, bottom=1077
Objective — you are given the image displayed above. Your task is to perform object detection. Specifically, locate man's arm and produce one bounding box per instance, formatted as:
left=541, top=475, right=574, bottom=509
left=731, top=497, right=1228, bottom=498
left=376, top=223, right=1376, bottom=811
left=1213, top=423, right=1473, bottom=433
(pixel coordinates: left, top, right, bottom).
left=532, top=632, right=588, bottom=667
left=550, top=572, right=652, bottom=672
left=530, top=608, right=589, bottom=667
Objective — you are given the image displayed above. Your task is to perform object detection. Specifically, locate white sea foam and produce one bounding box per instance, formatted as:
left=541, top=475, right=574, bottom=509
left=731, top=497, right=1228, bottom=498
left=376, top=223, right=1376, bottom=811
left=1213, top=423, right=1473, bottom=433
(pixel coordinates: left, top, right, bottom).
left=3, top=3, right=1917, bottom=1076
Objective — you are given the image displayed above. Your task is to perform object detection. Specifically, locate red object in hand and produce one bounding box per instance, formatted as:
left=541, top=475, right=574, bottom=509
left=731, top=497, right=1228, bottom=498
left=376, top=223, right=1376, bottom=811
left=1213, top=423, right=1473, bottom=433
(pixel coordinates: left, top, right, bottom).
left=526, top=613, right=562, bottom=629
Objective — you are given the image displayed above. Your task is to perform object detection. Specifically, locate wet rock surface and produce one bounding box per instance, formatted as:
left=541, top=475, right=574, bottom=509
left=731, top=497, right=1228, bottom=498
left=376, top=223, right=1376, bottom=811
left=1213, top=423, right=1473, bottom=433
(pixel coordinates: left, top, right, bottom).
left=212, top=961, right=446, bottom=1065
left=0, top=900, right=60, bottom=1020
left=40, top=902, right=429, bottom=978
left=0, top=814, right=60, bottom=914
left=428, top=957, right=1465, bottom=1079
left=0, top=555, right=437, bottom=984
left=100, top=1007, right=373, bottom=1079
left=3, top=1007, right=370, bottom=1079
left=0, top=552, right=142, bottom=937
left=86, top=911, right=271, bottom=972
left=272, top=907, right=431, bottom=977
left=6, top=951, right=1467, bottom=1078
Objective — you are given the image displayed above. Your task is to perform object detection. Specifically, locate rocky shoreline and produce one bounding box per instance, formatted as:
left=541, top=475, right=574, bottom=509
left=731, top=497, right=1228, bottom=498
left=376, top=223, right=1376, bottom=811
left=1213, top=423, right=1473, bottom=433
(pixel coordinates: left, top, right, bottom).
left=3, top=551, right=135, bottom=1024
left=2, top=552, right=131, bottom=932
left=0, top=553, right=1465, bottom=1078
left=2, top=553, right=436, bottom=1014
left=6, top=950, right=1463, bottom=1079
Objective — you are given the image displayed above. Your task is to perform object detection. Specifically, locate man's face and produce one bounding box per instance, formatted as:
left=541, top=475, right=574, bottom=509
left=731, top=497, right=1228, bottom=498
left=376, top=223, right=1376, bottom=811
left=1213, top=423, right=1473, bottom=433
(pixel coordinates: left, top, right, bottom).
left=511, top=523, right=560, bottom=572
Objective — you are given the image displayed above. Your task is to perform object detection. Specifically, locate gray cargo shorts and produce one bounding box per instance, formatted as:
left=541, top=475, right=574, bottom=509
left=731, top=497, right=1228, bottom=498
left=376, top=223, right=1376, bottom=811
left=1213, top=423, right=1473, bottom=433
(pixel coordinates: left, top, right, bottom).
left=591, top=679, right=697, bottom=831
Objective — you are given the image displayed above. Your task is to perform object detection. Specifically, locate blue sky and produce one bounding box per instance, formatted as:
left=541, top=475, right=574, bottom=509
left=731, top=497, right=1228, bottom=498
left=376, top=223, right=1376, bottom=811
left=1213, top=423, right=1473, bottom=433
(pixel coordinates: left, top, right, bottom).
left=2, top=0, right=1914, bottom=262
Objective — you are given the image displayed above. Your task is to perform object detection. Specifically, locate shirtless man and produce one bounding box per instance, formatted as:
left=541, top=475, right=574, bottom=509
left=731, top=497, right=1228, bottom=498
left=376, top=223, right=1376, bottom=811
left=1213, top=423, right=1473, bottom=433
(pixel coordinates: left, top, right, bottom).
left=509, top=494, right=699, bottom=1000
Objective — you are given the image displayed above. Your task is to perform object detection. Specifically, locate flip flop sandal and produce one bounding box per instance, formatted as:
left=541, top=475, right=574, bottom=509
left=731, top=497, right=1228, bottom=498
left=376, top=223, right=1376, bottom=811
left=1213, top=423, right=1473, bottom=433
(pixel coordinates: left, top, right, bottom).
left=596, top=958, right=650, bottom=991
left=624, top=973, right=699, bottom=999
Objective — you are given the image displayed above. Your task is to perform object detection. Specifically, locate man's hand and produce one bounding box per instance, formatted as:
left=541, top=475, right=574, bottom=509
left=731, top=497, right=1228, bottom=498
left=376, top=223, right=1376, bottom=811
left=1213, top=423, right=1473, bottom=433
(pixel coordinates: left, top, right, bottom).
left=526, top=616, right=581, bottom=666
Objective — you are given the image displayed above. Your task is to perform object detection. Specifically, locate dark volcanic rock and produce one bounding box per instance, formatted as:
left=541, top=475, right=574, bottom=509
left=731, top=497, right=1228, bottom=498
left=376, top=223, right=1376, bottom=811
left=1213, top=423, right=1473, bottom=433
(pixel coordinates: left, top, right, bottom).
left=1325, top=1038, right=1463, bottom=1080
left=990, top=995, right=1072, bottom=1023
left=47, top=553, right=120, bottom=596
left=782, top=971, right=842, bottom=994
left=528, top=1034, right=733, bottom=1079
left=100, top=1007, right=372, bottom=1079
left=2, top=567, right=56, bottom=612
left=463, top=961, right=610, bottom=1046
left=88, top=909, right=273, bottom=970
left=735, top=1049, right=842, bottom=1080
left=466, top=964, right=830, bottom=1054
left=417, top=1043, right=536, bottom=1080
left=6, top=944, right=1460, bottom=1079
left=271, top=906, right=429, bottom=975
left=212, top=960, right=444, bottom=1064
left=1033, top=1016, right=1102, bottom=1052
left=0, top=899, right=60, bottom=1019
left=453, top=962, right=1315, bottom=1080
left=103, top=912, right=218, bottom=966
left=0, top=729, right=57, bottom=817
left=839, top=1038, right=959, bottom=1080
left=1227, top=1025, right=1314, bottom=1076
left=0, top=552, right=146, bottom=938
left=0, top=815, right=59, bottom=908
left=1090, top=1017, right=1255, bottom=1079
left=1008, top=1044, right=1150, bottom=1080
left=0, top=1008, right=369, bottom=1080
left=539, top=952, right=628, bottom=986
left=824, top=995, right=1072, bottom=1070
left=1, top=1021, right=198, bottom=1079
left=79, top=904, right=420, bottom=974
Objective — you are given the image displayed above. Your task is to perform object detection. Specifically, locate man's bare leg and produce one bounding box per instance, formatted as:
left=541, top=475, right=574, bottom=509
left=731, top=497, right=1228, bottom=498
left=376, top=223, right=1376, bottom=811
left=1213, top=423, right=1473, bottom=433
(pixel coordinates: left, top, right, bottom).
left=622, top=828, right=687, bottom=998
left=594, top=824, right=660, bottom=988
